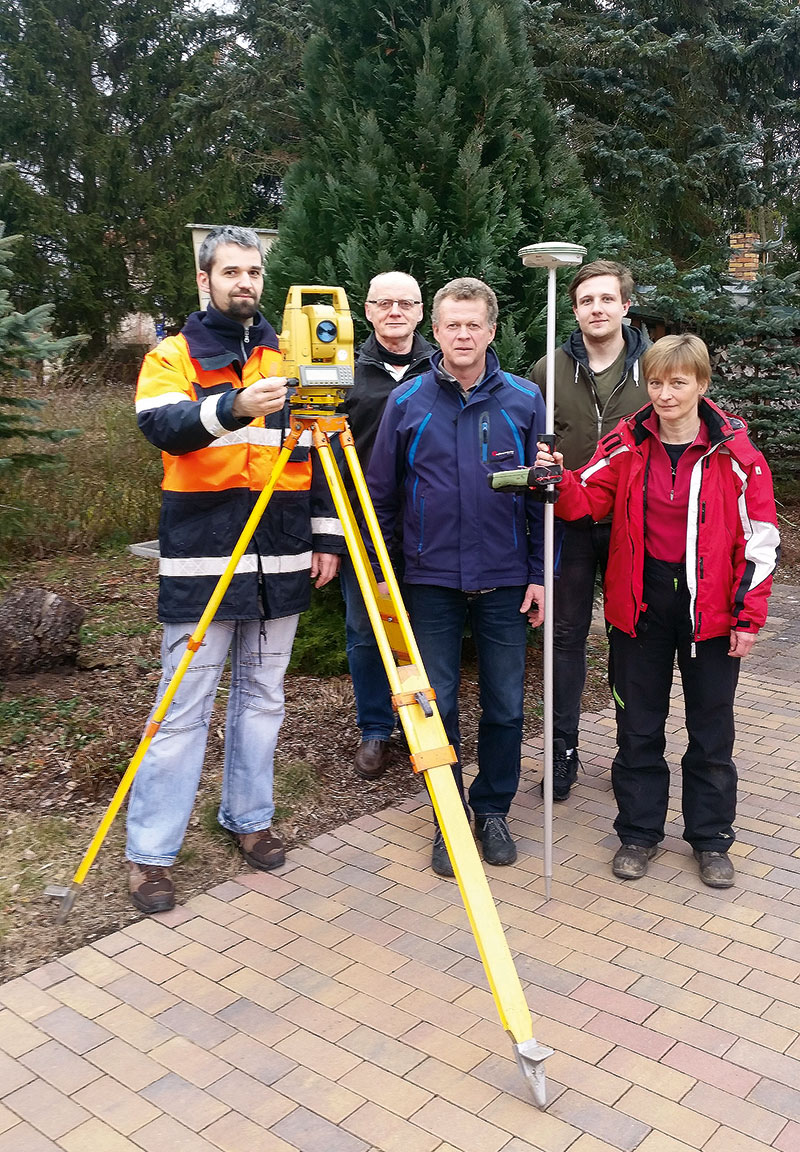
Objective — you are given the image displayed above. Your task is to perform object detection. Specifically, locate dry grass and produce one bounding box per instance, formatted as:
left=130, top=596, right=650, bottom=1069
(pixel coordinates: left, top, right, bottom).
left=0, top=375, right=162, bottom=560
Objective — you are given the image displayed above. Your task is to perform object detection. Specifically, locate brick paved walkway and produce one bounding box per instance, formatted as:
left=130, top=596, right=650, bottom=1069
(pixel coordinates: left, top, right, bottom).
left=1, top=585, right=799, bottom=1151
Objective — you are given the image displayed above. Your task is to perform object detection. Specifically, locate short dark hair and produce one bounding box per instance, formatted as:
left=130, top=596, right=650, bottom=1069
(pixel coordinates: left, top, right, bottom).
left=198, top=226, right=264, bottom=273
left=643, top=334, right=711, bottom=387
left=568, top=260, right=634, bottom=307
left=432, top=277, right=498, bottom=327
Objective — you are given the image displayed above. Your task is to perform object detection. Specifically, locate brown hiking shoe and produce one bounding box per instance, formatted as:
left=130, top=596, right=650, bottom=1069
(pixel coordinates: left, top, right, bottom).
left=236, top=828, right=285, bottom=871
left=128, top=862, right=175, bottom=914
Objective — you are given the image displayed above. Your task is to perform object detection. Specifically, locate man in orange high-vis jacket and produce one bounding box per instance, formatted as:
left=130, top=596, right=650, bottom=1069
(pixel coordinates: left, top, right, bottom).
left=126, top=226, right=344, bottom=914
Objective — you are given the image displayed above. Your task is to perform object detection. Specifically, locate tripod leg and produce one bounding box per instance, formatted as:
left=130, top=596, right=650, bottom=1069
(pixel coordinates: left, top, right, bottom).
left=313, top=425, right=552, bottom=1106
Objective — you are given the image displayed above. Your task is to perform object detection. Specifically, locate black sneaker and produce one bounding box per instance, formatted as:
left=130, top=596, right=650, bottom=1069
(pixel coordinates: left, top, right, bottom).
left=476, top=815, right=517, bottom=866
left=539, top=739, right=580, bottom=802
left=431, top=829, right=454, bottom=877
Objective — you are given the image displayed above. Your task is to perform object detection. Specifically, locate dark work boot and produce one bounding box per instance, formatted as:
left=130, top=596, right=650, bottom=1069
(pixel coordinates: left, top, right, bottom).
left=612, top=843, right=658, bottom=880
left=354, top=739, right=388, bottom=780
left=694, top=850, right=735, bottom=889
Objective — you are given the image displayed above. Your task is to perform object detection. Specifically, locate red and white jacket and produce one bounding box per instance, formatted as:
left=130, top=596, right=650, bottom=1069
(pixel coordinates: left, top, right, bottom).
left=554, top=398, right=780, bottom=641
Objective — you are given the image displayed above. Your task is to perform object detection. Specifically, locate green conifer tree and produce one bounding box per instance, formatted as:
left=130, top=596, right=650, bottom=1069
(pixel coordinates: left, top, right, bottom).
left=0, top=225, right=79, bottom=469
left=0, top=0, right=261, bottom=350
left=265, top=0, right=610, bottom=368
left=712, top=265, right=800, bottom=475
left=527, top=0, right=800, bottom=265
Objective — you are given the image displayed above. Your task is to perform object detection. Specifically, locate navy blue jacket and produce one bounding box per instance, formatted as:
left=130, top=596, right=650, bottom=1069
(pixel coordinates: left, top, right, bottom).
left=367, top=349, right=546, bottom=590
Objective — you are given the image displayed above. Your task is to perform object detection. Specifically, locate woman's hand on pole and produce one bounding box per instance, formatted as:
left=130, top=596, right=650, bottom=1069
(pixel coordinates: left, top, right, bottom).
left=535, top=441, right=564, bottom=471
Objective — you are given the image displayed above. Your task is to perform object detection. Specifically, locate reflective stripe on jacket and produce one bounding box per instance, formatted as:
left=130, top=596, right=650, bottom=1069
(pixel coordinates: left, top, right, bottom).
left=553, top=398, right=780, bottom=640
left=136, top=312, right=343, bottom=623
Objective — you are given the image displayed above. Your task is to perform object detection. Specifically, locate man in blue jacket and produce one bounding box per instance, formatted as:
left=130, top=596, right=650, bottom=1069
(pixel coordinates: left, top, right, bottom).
left=368, top=277, right=546, bottom=876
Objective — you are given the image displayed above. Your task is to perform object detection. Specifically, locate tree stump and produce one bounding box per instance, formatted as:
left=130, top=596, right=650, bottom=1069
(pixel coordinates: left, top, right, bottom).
left=0, top=587, right=85, bottom=675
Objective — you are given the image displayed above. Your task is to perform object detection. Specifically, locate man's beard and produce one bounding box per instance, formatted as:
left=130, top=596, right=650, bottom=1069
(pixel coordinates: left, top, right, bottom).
left=212, top=290, right=259, bottom=321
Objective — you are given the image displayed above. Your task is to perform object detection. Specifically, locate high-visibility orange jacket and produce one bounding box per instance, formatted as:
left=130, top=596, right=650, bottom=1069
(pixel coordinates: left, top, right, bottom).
left=135, top=308, right=343, bottom=623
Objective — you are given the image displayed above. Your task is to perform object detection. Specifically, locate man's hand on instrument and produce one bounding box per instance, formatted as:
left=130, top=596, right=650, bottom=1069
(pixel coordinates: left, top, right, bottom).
left=232, top=377, right=288, bottom=419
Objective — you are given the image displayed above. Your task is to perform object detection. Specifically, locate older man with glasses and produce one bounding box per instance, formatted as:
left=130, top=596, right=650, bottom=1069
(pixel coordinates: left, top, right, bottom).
left=340, top=271, right=434, bottom=780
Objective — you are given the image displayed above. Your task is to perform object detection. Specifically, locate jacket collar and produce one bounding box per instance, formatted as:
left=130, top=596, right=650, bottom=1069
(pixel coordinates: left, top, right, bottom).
left=564, top=323, right=647, bottom=378
left=630, top=395, right=746, bottom=450
left=182, top=306, right=279, bottom=370
left=432, top=345, right=503, bottom=395
left=357, top=330, right=434, bottom=370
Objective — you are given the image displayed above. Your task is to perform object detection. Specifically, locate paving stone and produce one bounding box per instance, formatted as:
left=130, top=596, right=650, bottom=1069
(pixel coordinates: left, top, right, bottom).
left=127, top=1113, right=223, bottom=1151
left=95, top=1003, right=174, bottom=1052
left=140, top=1071, right=230, bottom=1130
left=417, top=1094, right=557, bottom=1152
left=153, top=1002, right=235, bottom=1050
left=211, top=1031, right=296, bottom=1084
left=113, top=943, right=185, bottom=985
left=0, top=1012, right=47, bottom=1059
left=614, top=1085, right=719, bottom=1147
left=0, top=1123, right=62, bottom=1151
left=35, top=1007, right=112, bottom=1055
left=270, top=1064, right=364, bottom=1123
left=201, top=1111, right=298, bottom=1151
left=149, top=1035, right=232, bottom=1089
left=681, top=1081, right=786, bottom=1143
left=205, top=1069, right=296, bottom=1127
left=336, top=1024, right=426, bottom=1076
left=4, top=1078, right=90, bottom=1139
left=84, top=1037, right=164, bottom=1091
left=58, top=1116, right=142, bottom=1151
left=19, top=1039, right=104, bottom=1094
left=72, top=1073, right=161, bottom=1134
left=341, top=1100, right=441, bottom=1152
left=272, top=1104, right=370, bottom=1152
left=104, top=972, right=179, bottom=1016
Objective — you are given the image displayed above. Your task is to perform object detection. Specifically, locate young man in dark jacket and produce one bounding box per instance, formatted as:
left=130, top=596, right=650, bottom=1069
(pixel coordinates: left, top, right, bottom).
left=127, top=226, right=343, bottom=913
left=368, top=277, right=546, bottom=876
left=339, top=272, right=434, bottom=781
left=531, top=259, right=647, bottom=801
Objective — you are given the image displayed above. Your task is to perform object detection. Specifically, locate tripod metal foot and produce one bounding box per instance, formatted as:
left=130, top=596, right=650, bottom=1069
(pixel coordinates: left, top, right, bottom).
left=513, top=1037, right=553, bottom=1109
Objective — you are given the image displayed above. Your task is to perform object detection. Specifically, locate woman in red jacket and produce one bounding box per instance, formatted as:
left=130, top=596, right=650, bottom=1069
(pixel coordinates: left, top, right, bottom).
left=536, top=334, right=780, bottom=889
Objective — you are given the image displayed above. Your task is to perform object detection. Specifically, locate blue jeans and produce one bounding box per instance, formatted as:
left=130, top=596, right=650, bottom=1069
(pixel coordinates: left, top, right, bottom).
left=404, top=584, right=527, bottom=817
left=126, top=616, right=298, bottom=866
left=340, top=553, right=395, bottom=740
left=554, top=518, right=611, bottom=749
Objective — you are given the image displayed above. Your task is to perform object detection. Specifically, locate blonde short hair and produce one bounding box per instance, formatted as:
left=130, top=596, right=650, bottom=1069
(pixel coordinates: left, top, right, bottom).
left=643, top=334, right=711, bottom=386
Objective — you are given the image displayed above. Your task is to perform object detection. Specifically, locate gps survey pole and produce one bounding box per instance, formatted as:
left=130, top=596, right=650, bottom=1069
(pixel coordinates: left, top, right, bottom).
left=518, top=242, right=585, bottom=899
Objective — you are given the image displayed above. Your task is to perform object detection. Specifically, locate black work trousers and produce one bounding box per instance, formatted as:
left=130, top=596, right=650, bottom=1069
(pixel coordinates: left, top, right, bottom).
left=608, top=558, right=739, bottom=853
left=554, top=518, right=611, bottom=750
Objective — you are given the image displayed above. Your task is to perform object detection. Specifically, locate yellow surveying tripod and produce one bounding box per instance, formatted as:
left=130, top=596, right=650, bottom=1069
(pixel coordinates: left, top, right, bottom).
left=56, top=285, right=552, bottom=1107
